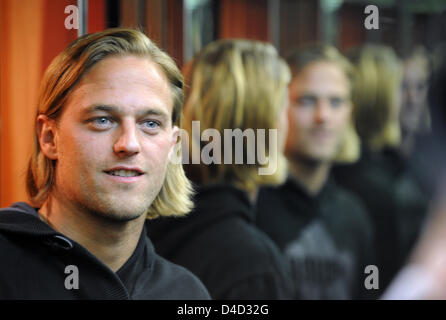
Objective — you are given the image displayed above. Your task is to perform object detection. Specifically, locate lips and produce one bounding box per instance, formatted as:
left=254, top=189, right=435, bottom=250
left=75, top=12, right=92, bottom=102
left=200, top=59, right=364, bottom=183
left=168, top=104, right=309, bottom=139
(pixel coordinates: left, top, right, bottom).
left=311, top=130, right=333, bottom=140
left=104, top=167, right=144, bottom=177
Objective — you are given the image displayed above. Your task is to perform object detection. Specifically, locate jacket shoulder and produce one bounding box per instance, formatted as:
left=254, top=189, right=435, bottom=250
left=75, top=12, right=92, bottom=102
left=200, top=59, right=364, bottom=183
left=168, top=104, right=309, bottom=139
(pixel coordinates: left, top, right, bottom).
left=135, top=252, right=211, bottom=300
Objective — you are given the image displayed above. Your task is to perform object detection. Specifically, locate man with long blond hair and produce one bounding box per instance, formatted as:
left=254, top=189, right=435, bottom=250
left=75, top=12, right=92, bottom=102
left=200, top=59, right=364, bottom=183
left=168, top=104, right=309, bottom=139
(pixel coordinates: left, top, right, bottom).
left=0, top=28, right=209, bottom=299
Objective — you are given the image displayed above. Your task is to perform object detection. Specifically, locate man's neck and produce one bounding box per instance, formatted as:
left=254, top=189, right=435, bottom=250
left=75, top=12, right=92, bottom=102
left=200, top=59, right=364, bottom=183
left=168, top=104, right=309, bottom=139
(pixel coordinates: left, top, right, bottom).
left=38, top=195, right=145, bottom=272
left=287, top=157, right=331, bottom=196
left=400, top=129, right=416, bottom=158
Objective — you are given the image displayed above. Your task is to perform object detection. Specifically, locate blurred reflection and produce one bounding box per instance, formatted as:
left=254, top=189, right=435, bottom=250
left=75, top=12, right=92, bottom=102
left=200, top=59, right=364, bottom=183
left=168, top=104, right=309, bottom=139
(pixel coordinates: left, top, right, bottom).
left=256, top=44, right=374, bottom=299
left=399, top=46, right=432, bottom=156
left=333, top=45, right=430, bottom=293
left=383, top=46, right=446, bottom=300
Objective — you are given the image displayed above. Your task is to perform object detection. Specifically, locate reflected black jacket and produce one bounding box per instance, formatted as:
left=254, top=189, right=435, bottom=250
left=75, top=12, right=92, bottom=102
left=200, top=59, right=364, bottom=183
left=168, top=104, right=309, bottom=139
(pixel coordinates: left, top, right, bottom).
left=256, top=177, right=375, bottom=299
left=146, top=184, right=295, bottom=299
left=333, top=147, right=430, bottom=291
left=0, top=202, right=210, bottom=300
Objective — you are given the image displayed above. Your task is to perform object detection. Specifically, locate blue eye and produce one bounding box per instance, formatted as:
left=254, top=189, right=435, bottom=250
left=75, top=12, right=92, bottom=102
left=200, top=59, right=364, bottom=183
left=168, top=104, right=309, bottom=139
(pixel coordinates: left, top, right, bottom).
left=299, top=96, right=316, bottom=107
left=330, top=97, right=348, bottom=108
left=143, top=120, right=160, bottom=130
left=330, top=97, right=342, bottom=108
left=95, top=117, right=110, bottom=125
left=89, top=117, right=113, bottom=130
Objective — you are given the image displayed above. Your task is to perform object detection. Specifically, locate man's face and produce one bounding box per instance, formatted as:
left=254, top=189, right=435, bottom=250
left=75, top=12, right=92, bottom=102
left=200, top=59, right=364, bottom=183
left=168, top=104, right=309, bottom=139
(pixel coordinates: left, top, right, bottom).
left=286, top=61, right=352, bottom=163
left=400, top=58, right=429, bottom=132
left=45, top=55, right=178, bottom=221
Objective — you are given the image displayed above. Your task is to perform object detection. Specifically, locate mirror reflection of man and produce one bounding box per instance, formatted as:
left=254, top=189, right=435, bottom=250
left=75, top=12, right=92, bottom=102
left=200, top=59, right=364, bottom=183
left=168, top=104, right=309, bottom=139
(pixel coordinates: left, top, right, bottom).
left=256, top=45, right=375, bottom=299
left=399, top=47, right=431, bottom=156
left=0, top=28, right=210, bottom=299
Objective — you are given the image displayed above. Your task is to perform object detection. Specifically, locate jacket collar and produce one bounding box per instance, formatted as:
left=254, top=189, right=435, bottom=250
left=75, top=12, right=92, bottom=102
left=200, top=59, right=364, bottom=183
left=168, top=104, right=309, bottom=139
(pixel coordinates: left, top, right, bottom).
left=194, top=183, right=255, bottom=222
left=284, top=175, right=337, bottom=204
left=0, top=202, right=58, bottom=237
left=0, top=202, right=156, bottom=272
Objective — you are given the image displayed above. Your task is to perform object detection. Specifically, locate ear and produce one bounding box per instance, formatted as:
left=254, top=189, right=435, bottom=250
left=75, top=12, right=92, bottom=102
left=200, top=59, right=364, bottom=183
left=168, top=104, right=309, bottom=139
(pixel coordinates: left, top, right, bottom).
left=167, top=125, right=180, bottom=160
left=37, top=115, right=58, bottom=160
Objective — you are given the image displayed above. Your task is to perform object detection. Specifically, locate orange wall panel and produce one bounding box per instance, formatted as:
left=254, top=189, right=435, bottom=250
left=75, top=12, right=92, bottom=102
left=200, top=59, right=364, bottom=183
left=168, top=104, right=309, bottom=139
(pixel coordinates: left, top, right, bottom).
left=1, top=0, right=106, bottom=207
left=0, top=0, right=44, bottom=206
left=89, top=0, right=106, bottom=33
left=166, top=0, right=184, bottom=67
left=41, top=0, right=78, bottom=73
left=219, top=0, right=269, bottom=41
left=339, top=4, right=366, bottom=52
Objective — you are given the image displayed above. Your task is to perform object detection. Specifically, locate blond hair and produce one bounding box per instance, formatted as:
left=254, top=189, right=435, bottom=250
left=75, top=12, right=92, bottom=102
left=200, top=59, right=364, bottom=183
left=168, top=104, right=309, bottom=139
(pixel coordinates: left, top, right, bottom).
left=348, top=45, right=402, bottom=152
left=183, top=39, right=291, bottom=192
left=286, top=43, right=360, bottom=163
left=27, top=28, right=193, bottom=219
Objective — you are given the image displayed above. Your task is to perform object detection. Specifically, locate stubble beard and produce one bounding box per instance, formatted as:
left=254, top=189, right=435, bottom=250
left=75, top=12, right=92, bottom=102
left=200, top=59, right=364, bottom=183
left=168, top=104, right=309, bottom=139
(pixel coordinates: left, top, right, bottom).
left=61, top=178, right=163, bottom=225
left=286, top=146, right=333, bottom=170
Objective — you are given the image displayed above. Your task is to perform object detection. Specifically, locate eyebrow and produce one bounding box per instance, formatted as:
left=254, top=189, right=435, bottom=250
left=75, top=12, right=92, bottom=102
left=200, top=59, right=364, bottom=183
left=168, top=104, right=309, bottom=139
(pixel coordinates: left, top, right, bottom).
left=82, top=105, right=169, bottom=120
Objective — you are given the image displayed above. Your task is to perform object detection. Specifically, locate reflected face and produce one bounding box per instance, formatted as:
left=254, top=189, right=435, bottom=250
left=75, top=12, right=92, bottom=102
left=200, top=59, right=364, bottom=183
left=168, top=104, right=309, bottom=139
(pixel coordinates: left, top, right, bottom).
left=286, top=61, right=352, bottom=163
left=400, top=58, right=429, bottom=132
left=51, top=55, right=178, bottom=221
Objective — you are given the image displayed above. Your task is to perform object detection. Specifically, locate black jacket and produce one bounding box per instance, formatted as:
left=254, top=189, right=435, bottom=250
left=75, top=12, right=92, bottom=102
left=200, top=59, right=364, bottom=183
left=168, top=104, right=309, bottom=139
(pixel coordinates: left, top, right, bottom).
left=146, top=184, right=294, bottom=299
left=332, top=148, right=430, bottom=291
left=256, top=177, right=375, bottom=299
left=0, top=202, right=210, bottom=300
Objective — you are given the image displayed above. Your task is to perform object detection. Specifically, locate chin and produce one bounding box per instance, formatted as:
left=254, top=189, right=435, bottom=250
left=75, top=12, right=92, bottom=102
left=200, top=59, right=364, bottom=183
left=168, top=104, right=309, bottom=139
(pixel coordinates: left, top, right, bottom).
left=102, top=208, right=147, bottom=223
left=307, top=149, right=336, bottom=161
left=297, top=151, right=335, bottom=166
left=87, top=199, right=150, bottom=223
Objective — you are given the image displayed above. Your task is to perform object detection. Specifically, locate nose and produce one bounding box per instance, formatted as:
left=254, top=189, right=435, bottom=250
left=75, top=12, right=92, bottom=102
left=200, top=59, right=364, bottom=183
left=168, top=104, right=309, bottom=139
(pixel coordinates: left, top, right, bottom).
left=113, top=122, right=141, bottom=156
left=314, top=100, right=330, bottom=124
left=406, top=86, right=416, bottom=105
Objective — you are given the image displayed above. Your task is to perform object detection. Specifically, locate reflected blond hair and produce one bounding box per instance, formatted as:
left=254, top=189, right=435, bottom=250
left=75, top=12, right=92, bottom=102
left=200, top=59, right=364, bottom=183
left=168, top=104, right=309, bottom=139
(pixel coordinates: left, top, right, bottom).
left=286, top=44, right=360, bottom=163
left=26, top=28, right=193, bottom=219
left=183, top=39, right=291, bottom=192
left=348, top=45, right=402, bottom=151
